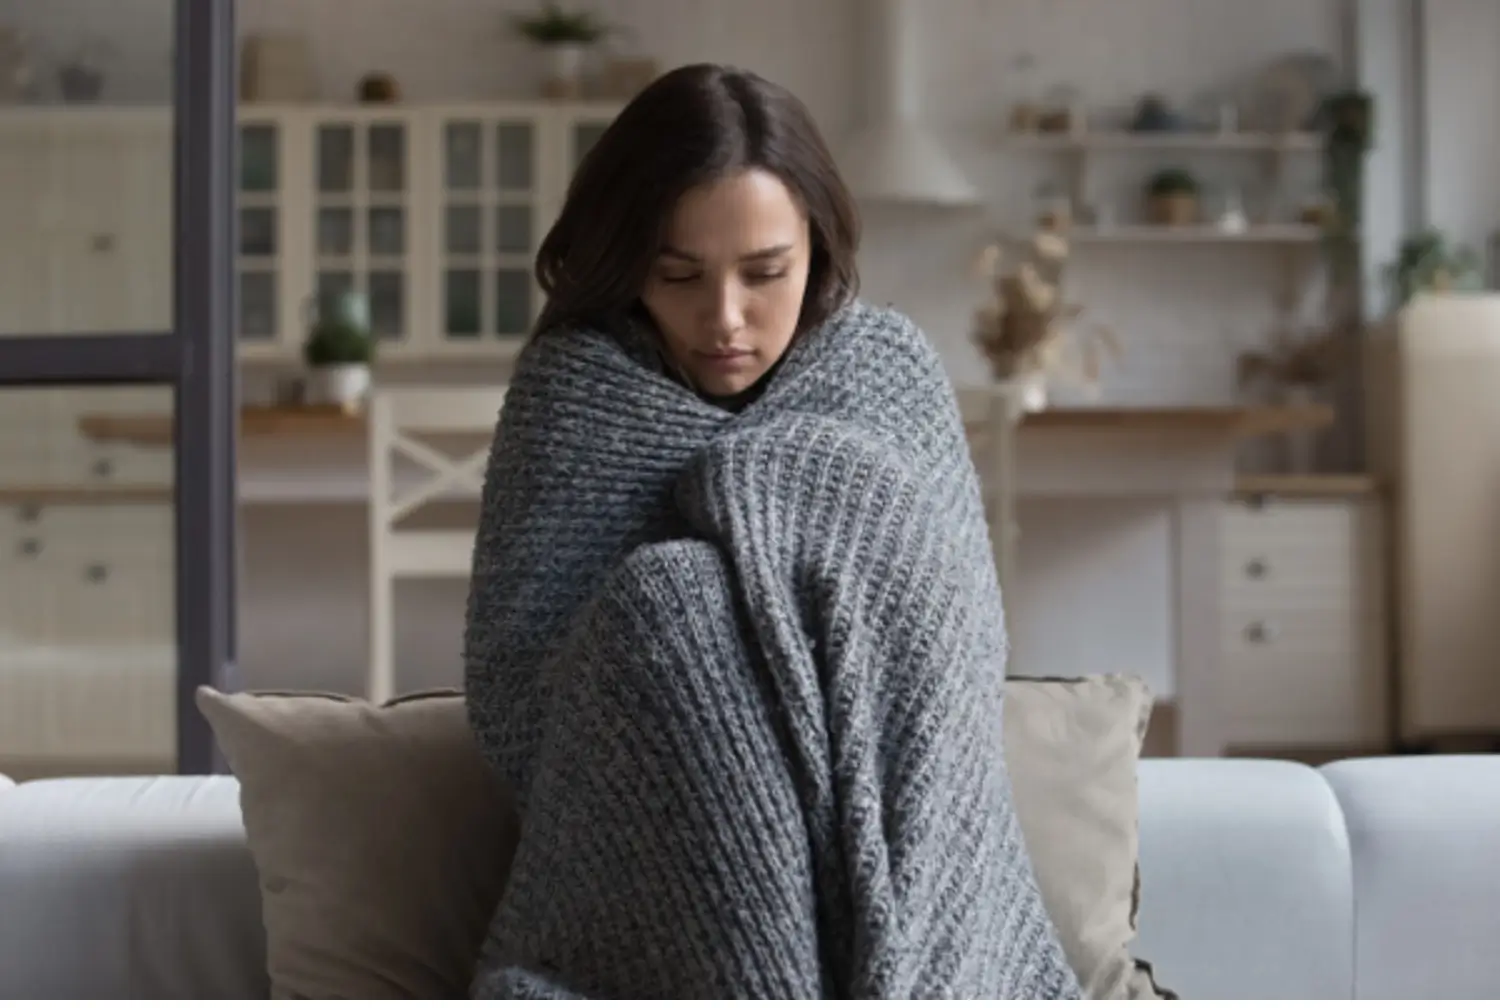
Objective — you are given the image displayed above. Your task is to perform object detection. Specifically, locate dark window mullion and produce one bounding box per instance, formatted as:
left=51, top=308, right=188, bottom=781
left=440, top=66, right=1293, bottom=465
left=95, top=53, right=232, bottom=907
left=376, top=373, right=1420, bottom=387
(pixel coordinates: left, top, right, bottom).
left=174, top=0, right=239, bottom=775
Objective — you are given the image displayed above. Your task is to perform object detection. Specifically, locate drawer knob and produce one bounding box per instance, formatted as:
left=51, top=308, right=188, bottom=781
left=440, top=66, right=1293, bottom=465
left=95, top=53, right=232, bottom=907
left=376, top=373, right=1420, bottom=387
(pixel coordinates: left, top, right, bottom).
left=85, top=563, right=109, bottom=583
left=1244, top=620, right=1274, bottom=644
left=1244, top=557, right=1269, bottom=579
left=92, top=458, right=115, bottom=478
left=18, top=538, right=41, bottom=557
left=17, top=504, right=40, bottom=523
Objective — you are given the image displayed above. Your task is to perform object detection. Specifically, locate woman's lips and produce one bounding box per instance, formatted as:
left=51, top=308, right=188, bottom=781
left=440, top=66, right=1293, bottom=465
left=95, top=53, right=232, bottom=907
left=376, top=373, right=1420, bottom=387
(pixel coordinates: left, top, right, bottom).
left=695, top=349, right=756, bottom=371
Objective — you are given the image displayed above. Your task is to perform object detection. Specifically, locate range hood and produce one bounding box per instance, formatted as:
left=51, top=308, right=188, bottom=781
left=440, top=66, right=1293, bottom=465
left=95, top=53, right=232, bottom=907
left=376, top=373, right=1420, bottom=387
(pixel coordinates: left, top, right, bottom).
left=839, top=0, right=980, bottom=207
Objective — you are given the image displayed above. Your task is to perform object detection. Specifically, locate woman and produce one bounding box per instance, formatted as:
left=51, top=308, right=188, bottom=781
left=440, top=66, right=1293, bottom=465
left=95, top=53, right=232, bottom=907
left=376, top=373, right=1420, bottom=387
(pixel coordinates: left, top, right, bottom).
left=464, top=63, right=1079, bottom=1000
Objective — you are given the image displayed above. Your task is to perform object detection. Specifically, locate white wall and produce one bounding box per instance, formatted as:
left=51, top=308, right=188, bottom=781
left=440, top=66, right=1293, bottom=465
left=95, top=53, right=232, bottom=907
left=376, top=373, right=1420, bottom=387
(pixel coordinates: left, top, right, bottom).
left=1419, top=0, right=1500, bottom=260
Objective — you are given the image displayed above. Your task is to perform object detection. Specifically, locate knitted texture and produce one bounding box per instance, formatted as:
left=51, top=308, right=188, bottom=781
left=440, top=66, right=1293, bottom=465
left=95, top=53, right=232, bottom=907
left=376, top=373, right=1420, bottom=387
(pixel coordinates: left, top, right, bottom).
left=464, top=301, right=1081, bottom=999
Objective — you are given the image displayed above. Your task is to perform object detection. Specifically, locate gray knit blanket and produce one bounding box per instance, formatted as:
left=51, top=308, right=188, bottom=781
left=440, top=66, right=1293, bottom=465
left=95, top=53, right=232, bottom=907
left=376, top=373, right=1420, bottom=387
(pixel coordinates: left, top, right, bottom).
left=463, top=300, right=1080, bottom=999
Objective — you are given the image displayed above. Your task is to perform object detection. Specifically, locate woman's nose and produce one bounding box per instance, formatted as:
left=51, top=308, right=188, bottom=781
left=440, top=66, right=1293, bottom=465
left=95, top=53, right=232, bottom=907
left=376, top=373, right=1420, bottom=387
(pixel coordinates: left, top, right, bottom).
left=705, top=282, right=746, bottom=337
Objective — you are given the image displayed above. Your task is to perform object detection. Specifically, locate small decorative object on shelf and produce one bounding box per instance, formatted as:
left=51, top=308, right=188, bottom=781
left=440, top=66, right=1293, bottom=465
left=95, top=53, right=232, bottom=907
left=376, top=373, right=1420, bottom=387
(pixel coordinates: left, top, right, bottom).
left=1384, top=229, right=1484, bottom=312
left=1129, top=93, right=1184, bottom=133
left=1237, top=326, right=1342, bottom=473
left=1215, top=185, right=1249, bottom=235
left=303, top=290, right=376, bottom=414
left=970, top=221, right=1118, bottom=411
left=1144, top=167, right=1200, bottom=226
left=510, top=2, right=611, bottom=100
left=357, top=72, right=400, bottom=104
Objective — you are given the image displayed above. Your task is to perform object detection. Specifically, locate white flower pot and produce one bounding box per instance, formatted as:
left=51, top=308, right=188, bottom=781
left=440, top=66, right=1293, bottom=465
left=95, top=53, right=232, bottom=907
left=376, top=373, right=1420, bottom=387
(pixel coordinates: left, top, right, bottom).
left=543, top=43, right=588, bottom=97
left=309, top=363, right=371, bottom=411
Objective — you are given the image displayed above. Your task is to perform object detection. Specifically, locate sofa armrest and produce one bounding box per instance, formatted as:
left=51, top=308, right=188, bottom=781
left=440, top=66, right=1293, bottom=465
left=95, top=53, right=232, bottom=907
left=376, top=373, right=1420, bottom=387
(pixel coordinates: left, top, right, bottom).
left=0, top=775, right=267, bottom=999
left=1322, top=755, right=1500, bottom=999
left=1133, top=758, right=1354, bottom=999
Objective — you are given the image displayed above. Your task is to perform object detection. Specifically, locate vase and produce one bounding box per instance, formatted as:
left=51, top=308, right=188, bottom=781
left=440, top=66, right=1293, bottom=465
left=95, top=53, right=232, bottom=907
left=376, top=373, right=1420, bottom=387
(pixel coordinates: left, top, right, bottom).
left=542, top=43, right=589, bottom=99
left=308, top=363, right=371, bottom=413
left=995, top=370, right=1049, bottom=414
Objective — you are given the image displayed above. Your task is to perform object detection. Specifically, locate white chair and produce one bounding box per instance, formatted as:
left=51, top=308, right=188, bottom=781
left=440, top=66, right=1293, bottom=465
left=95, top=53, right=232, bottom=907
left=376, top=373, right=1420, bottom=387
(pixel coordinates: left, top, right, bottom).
left=366, top=386, right=508, bottom=703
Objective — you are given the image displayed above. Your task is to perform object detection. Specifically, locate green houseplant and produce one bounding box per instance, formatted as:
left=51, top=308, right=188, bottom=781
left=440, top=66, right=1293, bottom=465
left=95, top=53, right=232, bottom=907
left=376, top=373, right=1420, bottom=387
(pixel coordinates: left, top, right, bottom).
left=1144, top=167, right=1200, bottom=227
left=511, top=3, right=611, bottom=98
left=1385, top=229, right=1484, bottom=312
left=303, top=290, right=375, bottom=412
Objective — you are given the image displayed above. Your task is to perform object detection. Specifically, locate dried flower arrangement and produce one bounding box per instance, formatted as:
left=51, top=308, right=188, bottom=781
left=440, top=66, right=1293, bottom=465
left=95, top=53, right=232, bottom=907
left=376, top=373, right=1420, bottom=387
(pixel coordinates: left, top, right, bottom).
left=1236, top=322, right=1345, bottom=392
left=970, top=223, right=1119, bottom=392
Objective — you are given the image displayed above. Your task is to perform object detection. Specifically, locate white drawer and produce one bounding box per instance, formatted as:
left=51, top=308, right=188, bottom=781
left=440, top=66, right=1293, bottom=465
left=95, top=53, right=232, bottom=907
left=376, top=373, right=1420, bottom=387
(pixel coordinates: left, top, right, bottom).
left=1222, top=499, right=1382, bottom=612
left=0, top=503, right=174, bottom=646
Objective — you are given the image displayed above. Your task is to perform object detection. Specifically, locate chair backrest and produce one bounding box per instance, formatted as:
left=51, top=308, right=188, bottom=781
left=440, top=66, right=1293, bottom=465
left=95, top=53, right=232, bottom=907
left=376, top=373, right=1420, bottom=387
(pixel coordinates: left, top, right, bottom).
left=366, top=385, right=508, bottom=702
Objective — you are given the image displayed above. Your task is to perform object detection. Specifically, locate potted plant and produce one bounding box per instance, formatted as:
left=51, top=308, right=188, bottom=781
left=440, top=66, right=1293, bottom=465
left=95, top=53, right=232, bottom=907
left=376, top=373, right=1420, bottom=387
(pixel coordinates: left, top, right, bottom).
left=1144, top=167, right=1200, bottom=227
left=303, top=290, right=376, bottom=413
left=1384, top=229, right=1484, bottom=313
left=510, top=3, right=610, bottom=99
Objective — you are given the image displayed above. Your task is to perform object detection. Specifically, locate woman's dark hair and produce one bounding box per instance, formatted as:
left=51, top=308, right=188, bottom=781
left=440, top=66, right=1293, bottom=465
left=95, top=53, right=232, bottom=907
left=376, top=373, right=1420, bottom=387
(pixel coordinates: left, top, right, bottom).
left=532, top=63, right=861, bottom=338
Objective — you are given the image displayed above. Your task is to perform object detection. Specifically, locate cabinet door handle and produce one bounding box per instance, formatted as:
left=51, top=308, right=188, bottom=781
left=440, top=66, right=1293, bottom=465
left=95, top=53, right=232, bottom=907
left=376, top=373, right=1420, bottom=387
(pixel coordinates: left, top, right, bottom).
left=17, top=504, right=40, bottom=523
left=91, top=233, right=117, bottom=253
left=1244, top=620, right=1274, bottom=644
left=18, top=538, right=41, bottom=557
left=85, top=563, right=109, bottom=583
left=1245, top=557, right=1269, bottom=579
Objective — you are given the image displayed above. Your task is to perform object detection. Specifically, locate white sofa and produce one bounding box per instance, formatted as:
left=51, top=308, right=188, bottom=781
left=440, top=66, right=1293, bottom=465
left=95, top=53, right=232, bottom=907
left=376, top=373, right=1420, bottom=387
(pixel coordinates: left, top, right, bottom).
left=0, top=755, right=1496, bottom=999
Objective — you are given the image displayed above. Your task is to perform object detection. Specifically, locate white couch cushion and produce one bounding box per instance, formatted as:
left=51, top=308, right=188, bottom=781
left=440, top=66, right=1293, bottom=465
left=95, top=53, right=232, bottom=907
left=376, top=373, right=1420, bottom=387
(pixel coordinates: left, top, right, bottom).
left=1133, top=758, right=1354, bottom=999
left=1322, top=755, right=1500, bottom=999
left=0, top=775, right=266, bottom=999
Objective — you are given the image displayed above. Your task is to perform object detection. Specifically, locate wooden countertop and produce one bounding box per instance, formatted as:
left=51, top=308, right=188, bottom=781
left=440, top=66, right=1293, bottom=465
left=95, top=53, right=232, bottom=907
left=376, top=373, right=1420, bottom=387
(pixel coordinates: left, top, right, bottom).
left=1232, top=473, right=1382, bottom=498
left=1014, top=403, right=1333, bottom=437
left=78, top=402, right=1334, bottom=447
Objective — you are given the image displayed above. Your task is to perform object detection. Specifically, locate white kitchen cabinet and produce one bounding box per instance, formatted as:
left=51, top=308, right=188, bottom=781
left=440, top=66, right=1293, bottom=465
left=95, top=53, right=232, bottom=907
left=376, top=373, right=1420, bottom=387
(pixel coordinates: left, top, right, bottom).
left=0, top=110, right=172, bottom=337
left=228, top=99, right=621, bottom=362
left=1218, top=495, right=1390, bottom=748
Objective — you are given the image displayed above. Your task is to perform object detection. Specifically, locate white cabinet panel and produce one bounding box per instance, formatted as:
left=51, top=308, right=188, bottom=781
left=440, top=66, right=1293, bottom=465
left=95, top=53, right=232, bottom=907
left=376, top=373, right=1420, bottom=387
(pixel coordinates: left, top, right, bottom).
left=1218, top=497, right=1389, bottom=748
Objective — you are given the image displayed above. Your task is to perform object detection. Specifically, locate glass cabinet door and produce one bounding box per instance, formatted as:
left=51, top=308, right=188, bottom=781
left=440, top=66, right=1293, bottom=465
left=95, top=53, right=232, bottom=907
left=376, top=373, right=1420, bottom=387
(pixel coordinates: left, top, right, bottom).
left=570, top=118, right=611, bottom=174
left=439, top=116, right=539, bottom=343
left=312, top=117, right=412, bottom=345
left=237, top=119, right=280, bottom=345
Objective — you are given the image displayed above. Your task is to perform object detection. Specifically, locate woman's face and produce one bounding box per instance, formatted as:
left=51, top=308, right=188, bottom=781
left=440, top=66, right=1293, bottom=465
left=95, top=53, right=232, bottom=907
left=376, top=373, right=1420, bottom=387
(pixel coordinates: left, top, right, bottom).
left=641, top=168, right=812, bottom=397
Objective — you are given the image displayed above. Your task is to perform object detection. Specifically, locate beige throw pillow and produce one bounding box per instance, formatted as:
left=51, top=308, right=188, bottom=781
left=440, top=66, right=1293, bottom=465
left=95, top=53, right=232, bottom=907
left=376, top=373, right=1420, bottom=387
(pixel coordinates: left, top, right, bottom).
left=201, top=675, right=1169, bottom=999
left=1005, top=674, right=1173, bottom=999
left=196, top=687, right=519, bottom=999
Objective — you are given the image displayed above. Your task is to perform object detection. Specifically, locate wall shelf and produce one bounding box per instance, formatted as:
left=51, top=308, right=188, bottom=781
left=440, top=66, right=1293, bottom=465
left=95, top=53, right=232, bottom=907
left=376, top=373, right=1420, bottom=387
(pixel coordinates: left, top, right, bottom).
left=1005, top=130, right=1322, bottom=153
left=1069, top=224, right=1325, bottom=244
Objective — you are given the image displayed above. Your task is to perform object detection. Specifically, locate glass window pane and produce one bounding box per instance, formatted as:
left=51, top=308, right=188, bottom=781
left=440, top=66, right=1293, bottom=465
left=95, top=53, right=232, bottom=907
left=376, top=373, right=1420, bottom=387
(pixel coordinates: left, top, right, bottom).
left=238, top=271, right=277, bottom=339
left=317, top=125, right=354, bottom=192
left=445, top=205, right=482, bottom=255
left=369, top=271, right=404, bottom=338
left=239, top=207, right=277, bottom=257
left=368, top=124, right=405, bottom=192
left=317, top=208, right=354, bottom=257
left=495, top=205, right=532, bottom=254
left=240, top=124, right=278, bottom=192
left=495, top=269, right=532, bottom=336
left=368, top=207, right=405, bottom=257
left=573, top=121, right=609, bottom=172
left=445, top=270, right=481, bottom=338
left=0, top=384, right=178, bottom=779
left=318, top=270, right=354, bottom=306
left=445, top=122, right=482, bottom=190
left=495, top=123, right=534, bottom=190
